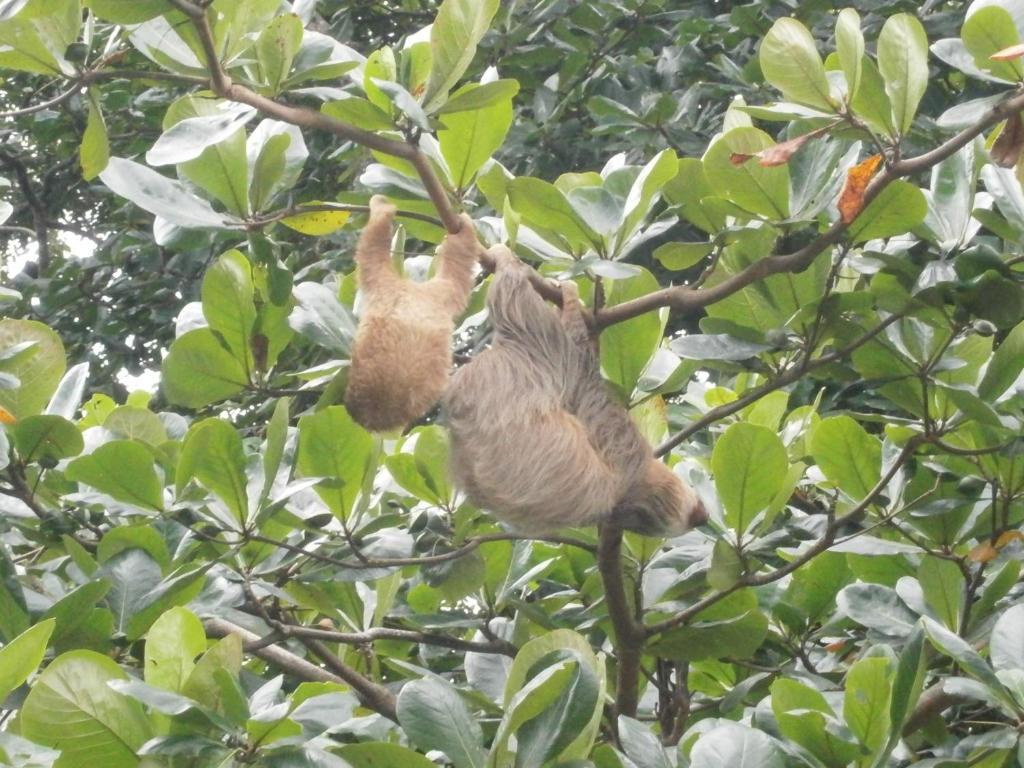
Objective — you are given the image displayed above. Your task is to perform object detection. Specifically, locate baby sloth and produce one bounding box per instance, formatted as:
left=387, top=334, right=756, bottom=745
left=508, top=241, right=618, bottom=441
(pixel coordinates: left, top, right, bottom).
left=345, top=196, right=478, bottom=432
left=442, top=248, right=707, bottom=536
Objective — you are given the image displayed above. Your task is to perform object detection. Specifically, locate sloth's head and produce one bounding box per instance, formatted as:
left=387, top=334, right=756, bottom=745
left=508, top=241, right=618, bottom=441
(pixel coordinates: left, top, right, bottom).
left=616, top=461, right=707, bottom=537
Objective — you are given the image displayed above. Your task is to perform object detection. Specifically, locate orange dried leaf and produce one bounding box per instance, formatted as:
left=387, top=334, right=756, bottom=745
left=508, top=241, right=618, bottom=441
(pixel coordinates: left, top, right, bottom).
left=838, top=154, right=883, bottom=224
left=757, top=133, right=814, bottom=167
left=730, top=152, right=754, bottom=166
left=991, top=113, right=1024, bottom=168
left=0, top=406, right=15, bottom=424
left=968, top=541, right=999, bottom=563
left=995, top=530, right=1024, bottom=548
left=991, top=43, right=1024, bottom=61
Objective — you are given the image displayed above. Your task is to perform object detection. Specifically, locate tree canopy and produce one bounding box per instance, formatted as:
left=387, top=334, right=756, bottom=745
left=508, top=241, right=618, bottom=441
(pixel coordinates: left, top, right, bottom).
left=0, top=0, right=1023, bottom=766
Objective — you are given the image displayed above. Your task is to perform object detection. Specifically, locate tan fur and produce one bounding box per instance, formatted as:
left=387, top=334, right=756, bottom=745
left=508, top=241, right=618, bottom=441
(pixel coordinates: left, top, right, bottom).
left=345, top=196, right=478, bottom=432
left=442, top=247, right=707, bottom=536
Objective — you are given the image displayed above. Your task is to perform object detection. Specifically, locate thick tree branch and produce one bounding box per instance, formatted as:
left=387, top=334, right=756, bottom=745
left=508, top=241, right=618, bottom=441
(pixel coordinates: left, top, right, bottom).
left=205, top=616, right=398, bottom=721
left=598, top=524, right=646, bottom=719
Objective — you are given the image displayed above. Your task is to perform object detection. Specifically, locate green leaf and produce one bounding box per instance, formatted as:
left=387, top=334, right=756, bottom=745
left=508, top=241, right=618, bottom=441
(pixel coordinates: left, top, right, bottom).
left=600, top=268, right=664, bottom=396
left=851, top=55, right=896, bottom=137
left=182, top=634, right=243, bottom=715
left=439, top=89, right=514, bottom=189
left=335, top=743, right=438, bottom=768
left=810, top=415, right=881, bottom=502
left=97, top=526, right=169, bottom=569
left=620, top=148, right=678, bottom=242
left=836, top=9, right=864, bottom=100
left=617, top=717, right=673, bottom=768
left=66, top=440, right=163, bottom=511
left=877, top=14, right=929, bottom=135
left=837, top=583, right=917, bottom=637
left=703, top=127, right=790, bottom=219
left=397, top=679, right=485, bottom=768
left=649, top=589, right=769, bottom=661
left=918, top=555, right=965, bottom=631
left=506, top=177, right=599, bottom=254
left=423, top=0, right=500, bottom=112
left=161, top=328, right=249, bottom=408
left=85, top=0, right=165, bottom=23
left=921, top=616, right=1008, bottom=695
left=690, top=722, right=785, bottom=768
left=80, top=91, right=109, bottom=181
left=711, top=422, right=788, bottom=532
left=10, top=414, right=82, bottom=464
left=0, top=619, right=54, bottom=701
left=177, top=418, right=249, bottom=526
left=848, top=180, right=927, bottom=242
left=322, top=95, right=396, bottom=131
left=0, top=0, right=81, bottom=76
left=960, top=6, right=1024, bottom=84
left=844, top=656, right=893, bottom=754
left=201, top=250, right=256, bottom=370
left=438, top=79, right=520, bottom=113
left=654, top=241, right=711, bottom=271
left=759, top=17, right=833, bottom=111
left=980, top=319, right=1024, bottom=400
left=41, top=581, right=110, bottom=648
left=0, top=319, right=66, bottom=419
left=771, top=678, right=860, bottom=766
left=99, top=157, right=236, bottom=229
left=991, top=604, right=1024, bottom=672
left=20, top=650, right=152, bottom=767
left=145, top=607, right=207, bottom=693
left=260, top=396, right=289, bottom=506
left=255, top=12, right=304, bottom=95
left=296, top=406, right=374, bottom=519
left=103, top=406, right=166, bottom=445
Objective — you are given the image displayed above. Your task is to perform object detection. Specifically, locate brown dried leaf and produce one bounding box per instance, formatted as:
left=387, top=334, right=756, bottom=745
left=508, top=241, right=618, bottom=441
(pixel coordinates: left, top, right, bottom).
left=991, top=43, right=1024, bottom=61
left=995, top=530, right=1024, bottom=548
left=756, top=133, right=814, bottom=167
left=990, top=113, right=1024, bottom=168
left=838, top=154, right=883, bottom=224
left=968, top=541, right=999, bottom=563
left=730, top=153, right=754, bottom=166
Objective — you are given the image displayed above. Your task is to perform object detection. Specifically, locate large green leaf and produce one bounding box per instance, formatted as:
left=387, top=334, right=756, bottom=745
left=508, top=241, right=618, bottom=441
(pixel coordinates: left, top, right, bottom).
left=649, top=589, right=769, bottom=661
left=810, top=415, right=881, bottom=502
left=85, top=0, right=164, bottom=23
left=10, top=414, right=82, bottom=464
left=0, top=619, right=54, bottom=701
left=877, top=13, right=929, bottom=135
left=397, top=679, right=485, bottom=768
left=844, top=656, right=893, bottom=754
left=703, top=127, right=789, bottom=219
left=619, top=148, right=678, bottom=242
left=690, top=722, right=785, bottom=768
left=423, top=0, right=500, bottom=111
left=711, top=422, right=788, bottom=532
left=507, top=177, right=599, bottom=253
left=161, top=328, right=249, bottom=408
left=439, top=85, right=514, bottom=189
left=979, top=319, right=1024, bottom=399
left=0, top=319, right=66, bottom=419
left=600, top=269, right=664, bottom=397
left=960, top=6, right=1024, bottom=83
left=847, top=180, right=927, bottom=243
left=991, top=604, right=1024, bottom=672
left=759, top=17, right=833, bottom=111
left=296, top=406, right=374, bottom=519
left=255, top=12, right=304, bottom=95
left=66, top=441, right=164, bottom=512
left=99, top=157, right=237, bottom=229
left=918, top=555, right=965, bottom=631
left=771, top=678, right=860, bottom=766
left=176, top=418, right=249, bottom=526
left=145, top=607, right=207, bottom=693
left=20, top=650, right=152, bottom=768
left=201, top=250, right=256, bottom=371
left=836, top=9, right=864, bottom=100
left=0, top=0, right=81, bottom=76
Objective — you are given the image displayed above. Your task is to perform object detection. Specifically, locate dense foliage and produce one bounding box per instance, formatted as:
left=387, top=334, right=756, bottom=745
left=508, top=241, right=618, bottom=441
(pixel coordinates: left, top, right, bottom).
left=0, top=0, right=1023, bottom=766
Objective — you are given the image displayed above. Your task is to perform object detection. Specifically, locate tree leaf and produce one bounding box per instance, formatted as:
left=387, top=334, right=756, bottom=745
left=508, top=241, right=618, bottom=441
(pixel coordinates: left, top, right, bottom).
left=877, top=14, right=929, bottom=135
left=918, top=555, right=965, bottom=631
left=703, top=127, right=790, bottom=219
left=145, top=607, right=207, bottom=693
left=10, top=414, right=83, bottom=464
left=712, top=422, right=788, bottom=532
left=844, top=656, right=893, bottom=754
left=20, top=650, right=152, bottom=768
left=423, top=0, right=500, bottom=112
left=847, top=180, right=927, bottom=244
left=759, top=17, right=833, bottom=111
left=176, top=417, right=249, bottom=526
left=100, top=157, right=237, bottom=229
left=810, top=415, right=881, bottom=502
left=0, top=319, right=66, bottom=419
left=161, top=329, right=249, bottom=408
left=439, top=89, right=514, bottom=189
left=201, top=250, right=256, bottom=370
left=397, top=679, right=485, bottom=768
left=690, top=722, right=785, bottom=768
left=991, top=604, right=1024, bottom=672
left=0, top=618, right=54, bottom=701
left=836, top=9, right=864, bottom=100
left=960, top=6, right=1024, bottom=83
left=66, top=440, right=164, bottom=512
left=296, top=406, right=374, bottom=519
